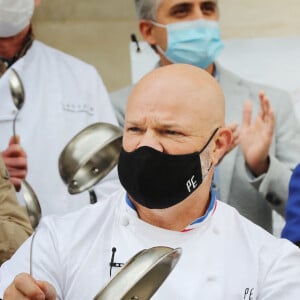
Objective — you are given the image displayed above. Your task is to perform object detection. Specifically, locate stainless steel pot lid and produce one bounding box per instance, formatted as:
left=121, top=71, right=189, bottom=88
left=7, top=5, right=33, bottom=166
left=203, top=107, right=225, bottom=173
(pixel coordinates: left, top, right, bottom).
left=94, top=246, right=182, bottom=300
left=58, top=123, right=122, bottom=194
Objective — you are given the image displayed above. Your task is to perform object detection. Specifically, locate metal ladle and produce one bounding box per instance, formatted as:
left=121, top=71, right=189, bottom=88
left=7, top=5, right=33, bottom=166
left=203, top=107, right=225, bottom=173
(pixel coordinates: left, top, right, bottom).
left=59, top=122, right=123, bottom=204
left=9, top=68, right=25, bottom=142
left=8, top=68, right=42, bottom=230
left=21, top=180, right=42, bottom=230
left=94, top=246, right=182, bottom=300
left=9, top=69, right=42, bottom=278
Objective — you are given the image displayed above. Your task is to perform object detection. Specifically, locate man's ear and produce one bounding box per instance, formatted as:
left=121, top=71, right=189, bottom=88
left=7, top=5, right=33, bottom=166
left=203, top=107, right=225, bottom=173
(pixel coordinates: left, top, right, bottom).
left=212, top=127, right=232, bottom=165
left=139, top=20, right=157, bottom=46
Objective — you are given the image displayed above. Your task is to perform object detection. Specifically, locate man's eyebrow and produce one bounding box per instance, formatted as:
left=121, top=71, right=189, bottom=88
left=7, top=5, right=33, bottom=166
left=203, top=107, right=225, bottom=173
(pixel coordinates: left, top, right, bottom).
left=170, top=0, right=217, bottom=11
left=156, top=123, right=186, bottom=132
left=159, top=123, right=181, bottom=129
left=125, top=120, right=144, bottom=127
left=201, top=1, right=218, bottom=8
left=169, top=2, right=192, bottom=13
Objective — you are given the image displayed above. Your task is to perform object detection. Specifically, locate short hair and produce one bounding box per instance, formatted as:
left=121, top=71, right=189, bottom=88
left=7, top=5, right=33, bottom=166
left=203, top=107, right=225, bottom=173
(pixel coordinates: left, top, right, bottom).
left=134, top=0, right=161, bottom=20
left=135, top=0, right=219, bottom=20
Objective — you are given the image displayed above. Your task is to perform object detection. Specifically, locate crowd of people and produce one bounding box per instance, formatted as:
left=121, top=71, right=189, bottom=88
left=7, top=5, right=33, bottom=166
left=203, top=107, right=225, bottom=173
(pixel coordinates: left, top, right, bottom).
left=0, top=0, right=300, bottom=299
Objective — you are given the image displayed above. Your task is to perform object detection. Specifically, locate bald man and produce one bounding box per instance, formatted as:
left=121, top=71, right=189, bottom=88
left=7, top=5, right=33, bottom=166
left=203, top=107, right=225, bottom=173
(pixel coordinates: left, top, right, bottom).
left=1, top=65, right=300, bottom=299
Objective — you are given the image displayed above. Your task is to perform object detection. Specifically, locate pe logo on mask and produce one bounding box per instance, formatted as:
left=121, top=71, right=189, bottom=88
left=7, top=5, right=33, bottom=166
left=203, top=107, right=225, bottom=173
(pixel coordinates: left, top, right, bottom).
left=186, top=175, right=198, bottom=193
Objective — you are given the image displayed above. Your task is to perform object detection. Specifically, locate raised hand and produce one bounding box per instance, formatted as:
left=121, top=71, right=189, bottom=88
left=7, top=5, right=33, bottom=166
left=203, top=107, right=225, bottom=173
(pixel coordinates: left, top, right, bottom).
left=2, top=135, right=28, bottom=191
left=239, top=91, right=275, bottom=176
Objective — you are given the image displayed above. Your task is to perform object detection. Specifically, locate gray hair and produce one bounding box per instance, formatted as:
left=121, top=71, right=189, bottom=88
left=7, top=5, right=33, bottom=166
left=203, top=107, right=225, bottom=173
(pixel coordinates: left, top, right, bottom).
left=134, top=0, right=161, bottom=20
left=135, top=0, right=219, bottom=20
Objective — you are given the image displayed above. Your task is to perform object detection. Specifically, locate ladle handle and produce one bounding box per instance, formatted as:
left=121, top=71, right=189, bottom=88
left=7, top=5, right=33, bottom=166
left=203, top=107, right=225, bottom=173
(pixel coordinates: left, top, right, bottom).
left=29, top=232, right=37, bottom=276
left=89, top=189, right=97, bottom=204
left=12, top=110, right=19, bottom=143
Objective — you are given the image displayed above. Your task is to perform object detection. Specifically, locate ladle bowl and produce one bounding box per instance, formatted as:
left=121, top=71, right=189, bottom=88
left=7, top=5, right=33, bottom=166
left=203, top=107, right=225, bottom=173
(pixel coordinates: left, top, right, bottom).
left=94, top=246, right=182, bottom=300
left=8, top=68, right=42, bottom=229
left=21, top=179, right=42, bottom=229
left=9, top=68, right=25, bottom=140
left=58, top=122, right=123, bottom=194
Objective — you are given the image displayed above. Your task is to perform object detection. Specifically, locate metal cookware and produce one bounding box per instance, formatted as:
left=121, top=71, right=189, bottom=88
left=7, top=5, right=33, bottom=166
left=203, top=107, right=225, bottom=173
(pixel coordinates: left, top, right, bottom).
left=94, top=246, right=182, bottom=300
left=9, top=68, right=42, bottom=229
left=9, top=68, right=25, bottom=141
left=21, top=180, right=42, bottom=229
left=58, top=122, right=122, bottom=196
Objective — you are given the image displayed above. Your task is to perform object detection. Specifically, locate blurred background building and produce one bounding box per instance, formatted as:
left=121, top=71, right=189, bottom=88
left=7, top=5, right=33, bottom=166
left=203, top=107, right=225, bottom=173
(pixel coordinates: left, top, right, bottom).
left=33, top=0, right=300, bottom=92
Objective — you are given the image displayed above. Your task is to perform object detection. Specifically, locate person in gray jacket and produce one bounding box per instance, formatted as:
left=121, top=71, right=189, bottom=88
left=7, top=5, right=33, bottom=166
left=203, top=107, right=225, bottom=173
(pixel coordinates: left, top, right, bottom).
left=110, top=0, right=300, bottom=233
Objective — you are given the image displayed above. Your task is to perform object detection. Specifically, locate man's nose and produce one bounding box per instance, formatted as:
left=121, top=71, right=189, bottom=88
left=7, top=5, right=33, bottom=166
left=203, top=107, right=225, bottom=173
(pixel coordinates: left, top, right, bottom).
left=193, top=5, right=211, bottom=20
left=194, top=10, right=205, bottom=19
left=138, top=130, right=163, bottom=152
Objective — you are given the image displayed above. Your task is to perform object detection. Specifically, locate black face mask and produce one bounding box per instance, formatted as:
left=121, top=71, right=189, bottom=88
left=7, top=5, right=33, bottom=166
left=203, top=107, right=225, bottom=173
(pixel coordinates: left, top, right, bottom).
left=118, top=128, right=219, bottom=209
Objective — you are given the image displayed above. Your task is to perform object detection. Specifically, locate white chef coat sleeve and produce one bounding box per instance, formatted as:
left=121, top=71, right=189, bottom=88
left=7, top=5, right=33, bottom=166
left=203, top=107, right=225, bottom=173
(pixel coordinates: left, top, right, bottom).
left=258, top=239, right=300, bottom=299
left=0, top=217, right=64, bottom=299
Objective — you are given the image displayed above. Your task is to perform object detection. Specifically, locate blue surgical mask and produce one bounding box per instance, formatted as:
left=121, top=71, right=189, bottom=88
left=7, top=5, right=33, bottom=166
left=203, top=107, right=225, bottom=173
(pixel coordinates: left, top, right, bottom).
left=152, top=19, right=224, bottom=69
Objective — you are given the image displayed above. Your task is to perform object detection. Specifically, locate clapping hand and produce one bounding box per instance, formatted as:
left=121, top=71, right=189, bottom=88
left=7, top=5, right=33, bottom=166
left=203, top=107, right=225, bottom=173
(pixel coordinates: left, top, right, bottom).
left=223, top=92, right=275, bottom=177
left=239, top=91, right=275, bottom=176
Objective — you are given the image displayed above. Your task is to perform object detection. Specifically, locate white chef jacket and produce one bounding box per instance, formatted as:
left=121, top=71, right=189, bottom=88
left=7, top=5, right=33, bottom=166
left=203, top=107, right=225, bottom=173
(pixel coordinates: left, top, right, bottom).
left=0, top=40, right=120, bottom=216
left=0, top=188, right=300, bottom=299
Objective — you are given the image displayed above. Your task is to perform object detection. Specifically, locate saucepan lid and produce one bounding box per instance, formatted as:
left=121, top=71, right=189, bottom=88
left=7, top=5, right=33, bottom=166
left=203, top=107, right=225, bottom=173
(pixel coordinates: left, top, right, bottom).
left=58, top=122, right=122, bottom=194
left=94, top=246, right=182, bottom=300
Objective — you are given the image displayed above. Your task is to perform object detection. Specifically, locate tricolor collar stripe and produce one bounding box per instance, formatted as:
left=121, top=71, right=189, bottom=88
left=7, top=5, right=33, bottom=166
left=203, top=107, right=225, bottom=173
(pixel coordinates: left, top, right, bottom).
left=125, top=189, right=217, bottom=231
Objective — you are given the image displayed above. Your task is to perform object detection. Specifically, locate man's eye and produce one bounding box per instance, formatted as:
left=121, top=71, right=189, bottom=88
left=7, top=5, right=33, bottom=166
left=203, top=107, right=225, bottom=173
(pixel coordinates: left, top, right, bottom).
left=201, top=2, right=217, bottom=15
left=170, top=4, right=190, bottom=18
left=127, top=127, right=141, bottom=133
left=164, top=130, right=181, bottom=136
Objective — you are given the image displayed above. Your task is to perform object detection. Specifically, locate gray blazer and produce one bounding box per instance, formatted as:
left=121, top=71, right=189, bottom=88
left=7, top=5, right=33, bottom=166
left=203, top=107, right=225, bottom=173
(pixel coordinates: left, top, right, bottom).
left=110, top=63, right=300, bottom=232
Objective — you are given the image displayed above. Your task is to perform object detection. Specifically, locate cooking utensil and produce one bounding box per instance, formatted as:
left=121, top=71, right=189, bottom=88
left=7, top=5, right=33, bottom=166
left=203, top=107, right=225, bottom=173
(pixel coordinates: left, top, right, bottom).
left=9, top=69, right=42, bottom=278
left=94, top=246, right=182, bottom=300
left=21, top=180, right=42, bottom=229
left=58, top=122, right=122, bottom=203
left=22, top=180, right=41, bottom=277
left=29, top=231, right=37, bottom=276
left=9, top=68, right=25, bottom=141
left=8, top=68, right=42, bottom=229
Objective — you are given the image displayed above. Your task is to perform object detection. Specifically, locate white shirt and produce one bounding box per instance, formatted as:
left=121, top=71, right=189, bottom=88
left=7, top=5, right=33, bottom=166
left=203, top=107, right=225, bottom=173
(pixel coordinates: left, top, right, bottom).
left=0, top=41, right=120, bottom=216
left=1, top=188, right=299, bottom=299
